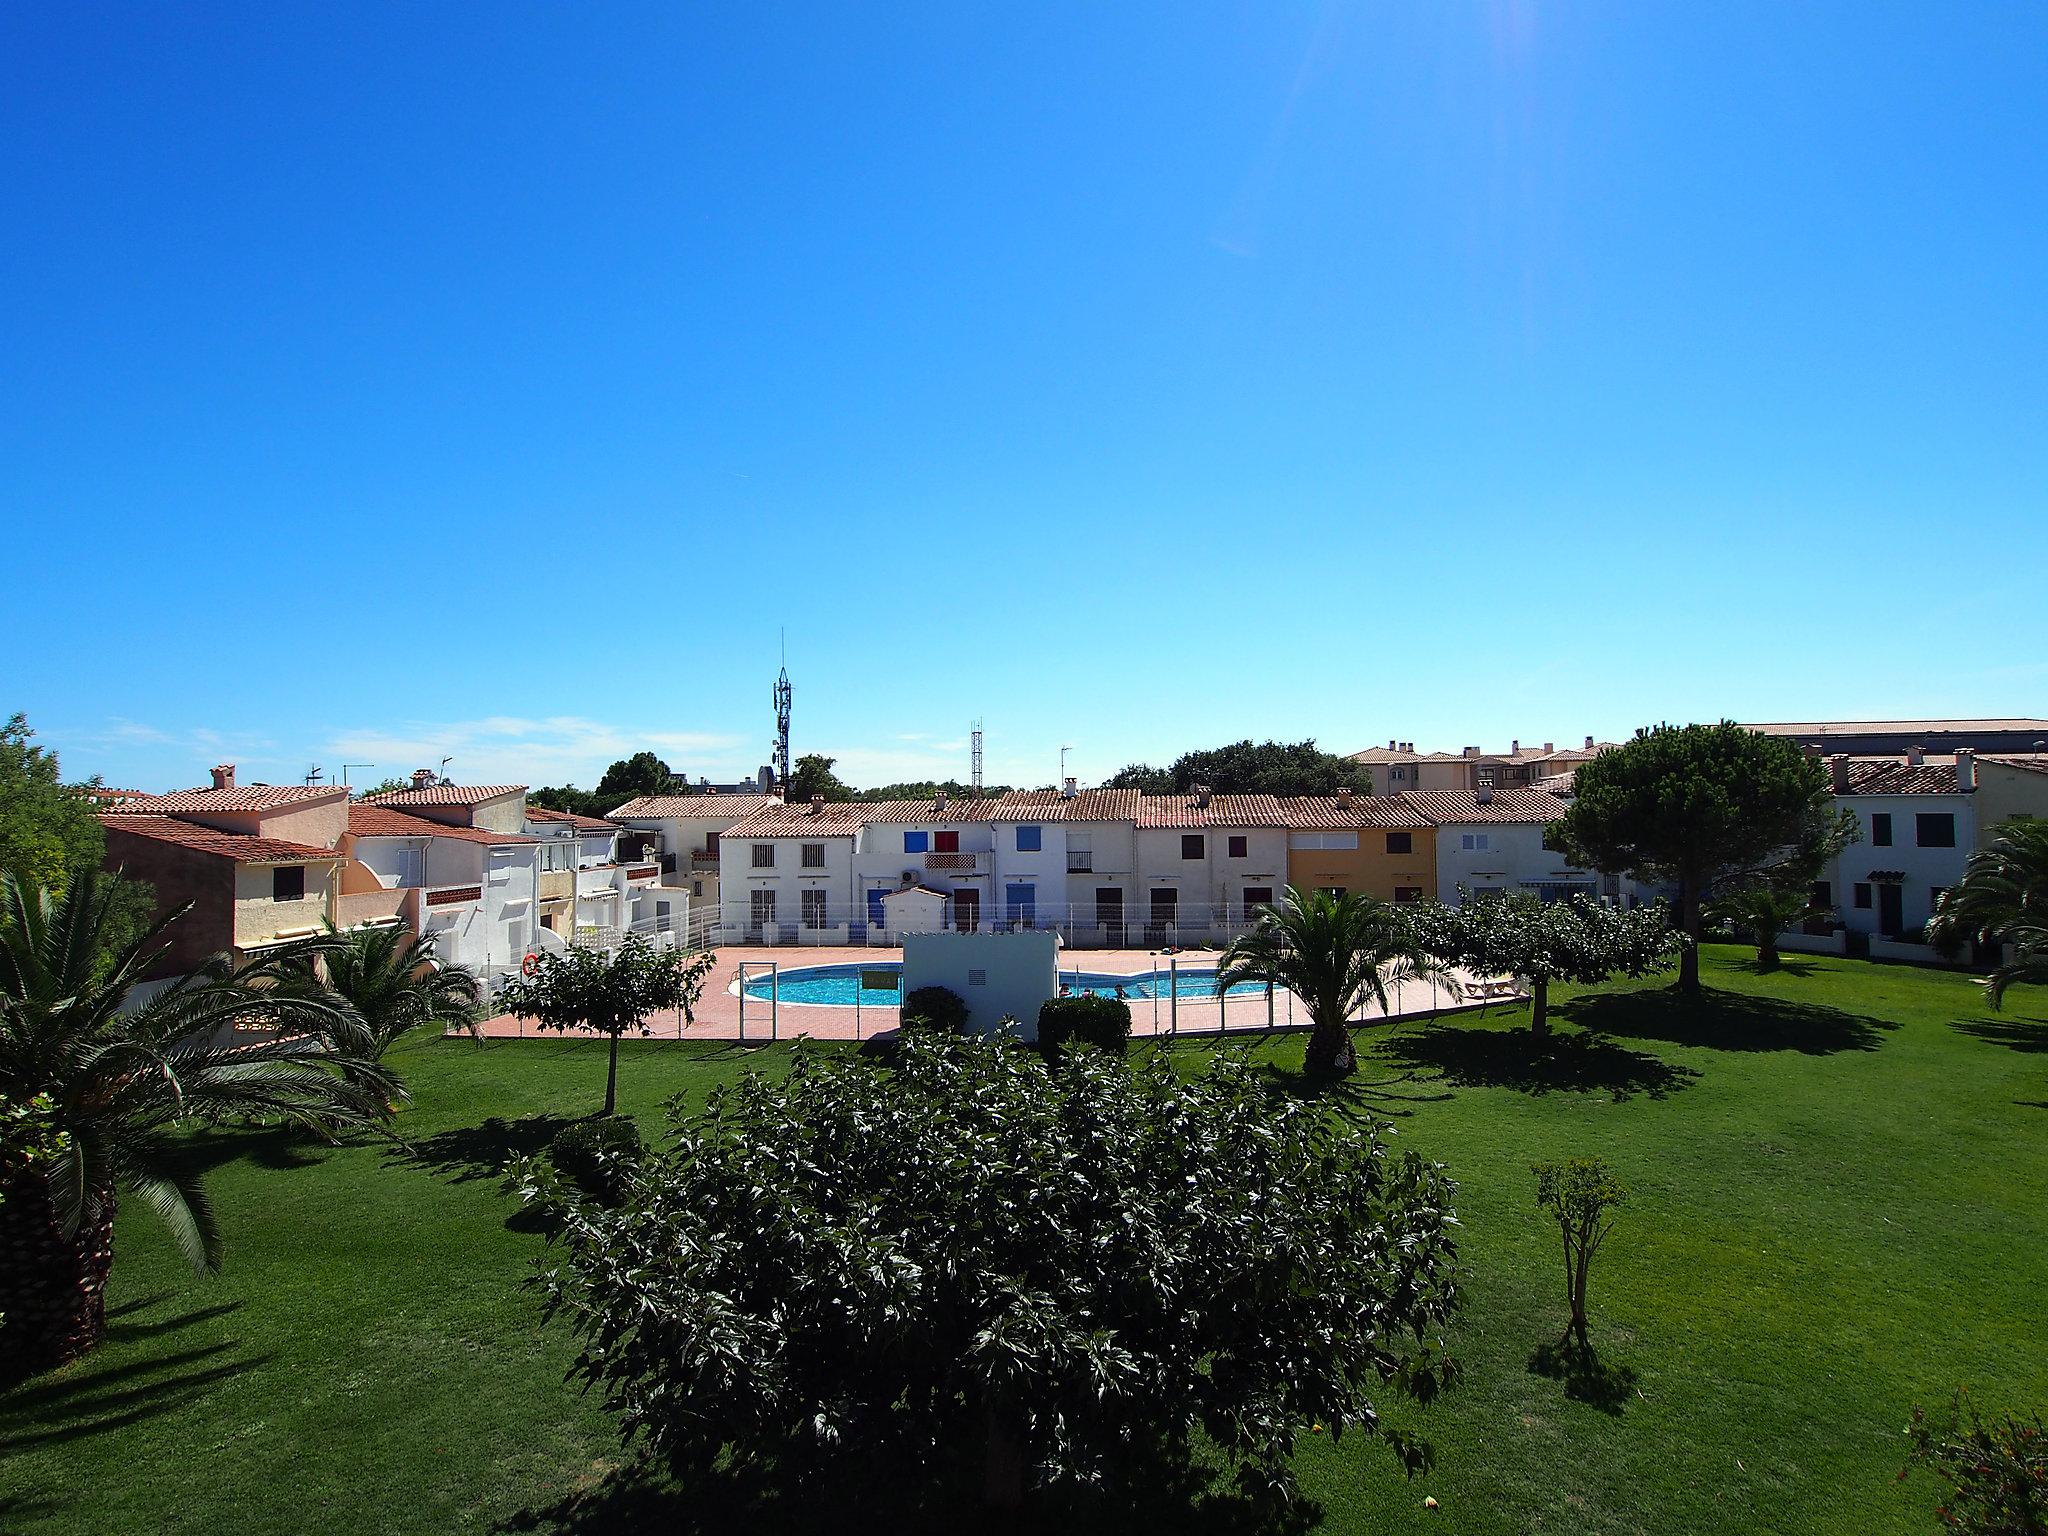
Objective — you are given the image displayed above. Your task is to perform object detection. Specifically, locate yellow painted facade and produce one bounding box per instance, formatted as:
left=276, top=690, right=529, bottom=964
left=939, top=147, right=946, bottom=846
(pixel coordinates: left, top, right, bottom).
left=1284, top=824, right=1437, bottom=904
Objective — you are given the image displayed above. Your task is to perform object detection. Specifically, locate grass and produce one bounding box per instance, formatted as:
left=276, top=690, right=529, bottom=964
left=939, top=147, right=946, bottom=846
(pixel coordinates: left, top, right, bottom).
left=4, top=947, right=2046, bottom=1535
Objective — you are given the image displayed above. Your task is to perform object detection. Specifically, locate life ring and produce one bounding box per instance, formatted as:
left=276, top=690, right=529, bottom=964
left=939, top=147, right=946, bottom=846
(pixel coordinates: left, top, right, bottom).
left=520, top=951, right=540, bottom=978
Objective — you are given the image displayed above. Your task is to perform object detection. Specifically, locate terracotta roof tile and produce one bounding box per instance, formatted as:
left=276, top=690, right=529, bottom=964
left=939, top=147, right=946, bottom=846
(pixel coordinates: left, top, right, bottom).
left=104, top=784, right=347, bottom=814
left=348, top=805, right=536, bottom=845
left=1277, top=795, right=1431, bottom=830
left=523, top=806, right=618, bottom=832
left=364, top=784, right=526, bottom=807
left=1135, top=794, right=1288, bottom=829
left=100, top=814, right=342, bottom=863
left=1841, top=763, right=1963, bottom=795
left=608, top=794, right=780, bottom=819
left=723, top=802, right=875, bottom=839
left=1396, top=788, right=1571, bottom=824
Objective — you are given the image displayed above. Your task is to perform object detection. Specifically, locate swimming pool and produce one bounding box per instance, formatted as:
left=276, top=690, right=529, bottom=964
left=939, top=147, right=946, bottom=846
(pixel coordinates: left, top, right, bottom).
left=736, top=962, right=1270, bottom=1007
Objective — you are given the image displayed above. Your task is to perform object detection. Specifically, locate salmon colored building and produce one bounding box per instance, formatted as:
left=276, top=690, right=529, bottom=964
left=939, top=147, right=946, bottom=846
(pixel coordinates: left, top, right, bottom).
left=1278, top=791, right=1436, bottom=905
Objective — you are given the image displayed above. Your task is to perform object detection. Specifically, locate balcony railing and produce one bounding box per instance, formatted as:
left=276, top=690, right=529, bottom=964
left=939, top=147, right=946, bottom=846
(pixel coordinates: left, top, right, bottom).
left=923, top=851, right=984, bottom=872
left=1067, top=852, right=1093, bottom=872
left=690, top=849, right=719, bottom=866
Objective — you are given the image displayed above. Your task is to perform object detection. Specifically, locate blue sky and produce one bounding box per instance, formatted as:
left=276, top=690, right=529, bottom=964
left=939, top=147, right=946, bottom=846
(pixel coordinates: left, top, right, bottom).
left=5, top=4, right=2044, bottom=793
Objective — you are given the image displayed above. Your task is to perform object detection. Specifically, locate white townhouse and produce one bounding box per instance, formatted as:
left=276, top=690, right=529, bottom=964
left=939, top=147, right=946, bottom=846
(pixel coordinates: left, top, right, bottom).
left=718, top=797, right=868, bottom=942
left=852, top=795, right=1011, bottom=935
left=1130, top=792, right=1290, bottom=942
left=1818, top=755, right=1976, bottom=942
left=342, top=803, right=540, bottom=979
left=1399, top=786, right=1615, bottom=905
left=606, top=792, right=780, bottom=914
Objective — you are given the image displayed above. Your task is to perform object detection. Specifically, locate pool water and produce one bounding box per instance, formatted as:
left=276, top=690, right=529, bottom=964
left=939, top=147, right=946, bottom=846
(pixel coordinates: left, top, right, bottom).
left=738, top=962, right=1269, bottom=1007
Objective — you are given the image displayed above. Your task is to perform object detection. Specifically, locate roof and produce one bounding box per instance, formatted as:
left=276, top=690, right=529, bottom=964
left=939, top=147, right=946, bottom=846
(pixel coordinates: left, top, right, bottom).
left=1982, top=754, right=2048, bottom=778
left=1277, top=795, right=1431, bottom=830
left=986, top=788, right=1144, bottom=822
left=524, top=806, right=618, bottom=832
left=100, top=814, right=342, bottom=863
left=347, top=805, right=536, bottom=845
left=1396, top=788, right=1571, bottom=824
left=103, top=784, right=347, bottom=814
left=1135, top=794, right=1289, bottom=829
left=858, top=796, right=1014, bottom=824
left=364, top=784, right=526, bottom=808
left=1751, top=719, right=2048, bottom=736
left=607, top=794, right=780, bottom=820
left=1839, top=762, right=1964, bottom=796
left=723, top=801, right=876, bottom=839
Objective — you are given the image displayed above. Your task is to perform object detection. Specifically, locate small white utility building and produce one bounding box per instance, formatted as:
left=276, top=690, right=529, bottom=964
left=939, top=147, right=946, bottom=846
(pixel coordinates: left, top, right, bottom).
left=901, top=929, right=1060, bottom=1041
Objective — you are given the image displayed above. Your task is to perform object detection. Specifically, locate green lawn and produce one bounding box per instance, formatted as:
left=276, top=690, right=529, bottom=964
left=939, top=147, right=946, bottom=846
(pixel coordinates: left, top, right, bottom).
left=4, top=948, right=2045, bottom=1535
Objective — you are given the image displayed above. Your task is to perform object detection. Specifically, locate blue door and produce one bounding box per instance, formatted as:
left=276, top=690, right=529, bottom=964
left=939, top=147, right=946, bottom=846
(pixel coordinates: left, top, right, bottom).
left=1005, top=883, right=1036, bottom=927
left=867, top=888, right=887, bottom=928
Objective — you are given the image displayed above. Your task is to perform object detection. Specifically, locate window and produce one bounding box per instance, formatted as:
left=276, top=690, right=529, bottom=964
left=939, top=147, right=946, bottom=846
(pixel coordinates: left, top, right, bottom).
left=691, top=881, right=702, bottom=897
left=705, top=831, right=719, bottom=855
left=1394, top=886, right=1423, bottom=903
left=751, top=843, right=775, bottom=868
left=1915, top=813, right=1955, bottom=848
left=1853, top=882, right=1872, bottom=909
left=1015, top=824, right=1041, bottom=853
left=1289, top=830, right=1358, bottom=851
left=1242, top=886, right=1273, bottom=918
left=801, top=889, right=828, bottom=928
left=903, top=830, right=929, bottom=853
left=1386, top=831, right=1412, bottom=855
left=1461, top=833, right=1490, bottom=852
left=272, top=865, right=305, bottom=903
left=1181, top=834, right=1206, bottom=860
left=1227, top=835, right=1247, bottom=859
left=934, top=830, right=960, bottom=854
left=1319, top=886, right=1348, bottom=898
left=655, top=900, right=671, bottom=931
left=801, top=843, right=825, bottom=868
left=1810, top=881, right=1831, bottom=907
left=1871, top=813, right=1892, bottom=847
left=750, top=889, right=776, bottom=928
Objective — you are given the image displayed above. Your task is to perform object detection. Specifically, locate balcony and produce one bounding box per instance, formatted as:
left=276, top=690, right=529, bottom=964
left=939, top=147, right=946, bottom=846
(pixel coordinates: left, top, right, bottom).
left=1067, top=852, right=1093, bottom=872
left=690, top=849, right=719, bottom=867
left=924, top=851, right=985, bottom=872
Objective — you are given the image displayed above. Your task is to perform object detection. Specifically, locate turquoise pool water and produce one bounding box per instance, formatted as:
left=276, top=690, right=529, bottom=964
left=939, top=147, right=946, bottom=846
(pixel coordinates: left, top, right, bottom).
left=738, top=962, right=1269, bottom=1006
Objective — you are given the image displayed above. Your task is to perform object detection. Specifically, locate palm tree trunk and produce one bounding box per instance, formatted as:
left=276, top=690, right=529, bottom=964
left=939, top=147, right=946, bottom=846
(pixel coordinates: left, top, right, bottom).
left=0, top=1174, right=118, bottom=1379
left=1304, top=1014, right=1354, bottom=1075
left=1758, top=932, right=1779, bottom=969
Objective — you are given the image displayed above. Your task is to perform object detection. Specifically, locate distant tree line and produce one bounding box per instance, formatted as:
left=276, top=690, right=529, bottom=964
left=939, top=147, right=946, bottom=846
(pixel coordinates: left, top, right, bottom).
left=1108, top=739, right=1373, bottom=798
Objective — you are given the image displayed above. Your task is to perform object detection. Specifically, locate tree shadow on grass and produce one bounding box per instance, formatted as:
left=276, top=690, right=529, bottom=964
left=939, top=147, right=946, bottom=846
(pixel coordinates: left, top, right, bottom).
left=170, top=1124, right=331, bottom=1178
left=0, top=1337, right=269, bottom=1446
left=393, top=1113, right=576, bottom=1185
left=1950, top=1018, right=2048, bottom=1054
left=1255, top=1055, right=1454, bottom=1123
left=1556, top=987, right=1893, bottom=1055
left=1528, top=1342, right=1639, bottom=1417
left=1372, top=1025, right=1697, bottom=1102
left=493, top=1450, right=1320, bottom=1536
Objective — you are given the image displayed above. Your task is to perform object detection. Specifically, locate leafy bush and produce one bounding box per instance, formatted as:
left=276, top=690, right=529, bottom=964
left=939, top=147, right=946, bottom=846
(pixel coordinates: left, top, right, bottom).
left=901, top=984, right=970, bottom=1035
left=1036, top=993, right=1132, bottom=1055
left=1533, top=1156, right=1626, bottom=1353
left=548, top=1115, right=643, bottom=1204
left=1904, top=1392, right=2048, bottom=1534
left=514, top=1033, right=1462, bottom=1514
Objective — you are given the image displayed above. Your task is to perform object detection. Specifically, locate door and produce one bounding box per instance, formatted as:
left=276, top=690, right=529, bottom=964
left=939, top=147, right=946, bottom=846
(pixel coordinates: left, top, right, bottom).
left=1004, top=883, right=1036, bottom=928
left=1148, top=888, right=1178, bottom=942
left=952, top=887, right=981, bottom=932
left=1095, top=887, right=1124, bottom=945
left=1877, top=882, right=1903, bottom=938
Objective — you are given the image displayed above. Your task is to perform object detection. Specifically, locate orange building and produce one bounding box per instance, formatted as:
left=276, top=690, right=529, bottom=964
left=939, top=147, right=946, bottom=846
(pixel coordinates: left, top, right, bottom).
left=1278, top=792, right=1436, bottom=904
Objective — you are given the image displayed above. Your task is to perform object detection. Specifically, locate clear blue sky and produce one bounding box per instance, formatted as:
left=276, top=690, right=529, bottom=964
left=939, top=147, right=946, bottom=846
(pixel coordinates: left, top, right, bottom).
left=6, top=4, right=2044, bottom=793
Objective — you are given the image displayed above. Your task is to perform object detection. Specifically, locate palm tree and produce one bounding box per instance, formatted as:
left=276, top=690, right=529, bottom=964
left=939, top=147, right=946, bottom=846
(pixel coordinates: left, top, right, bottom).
left=1217, top=886, right=1457, bottom=1075
left=0, top=871, right=388, bottom=1375
left=1928, top=816, right=2048, bottom=1009
left=1707, top=882, right=1833, bottom=969
left=299, top=923, right=481, bottom=1101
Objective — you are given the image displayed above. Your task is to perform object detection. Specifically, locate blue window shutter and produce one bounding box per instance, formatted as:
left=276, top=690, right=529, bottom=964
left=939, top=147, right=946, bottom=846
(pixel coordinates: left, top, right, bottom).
left=904, top=830, right=928, bottom=853
left=1016, top=824, right=1041, bottom=852
left=867, top=888, right=886, bottom=925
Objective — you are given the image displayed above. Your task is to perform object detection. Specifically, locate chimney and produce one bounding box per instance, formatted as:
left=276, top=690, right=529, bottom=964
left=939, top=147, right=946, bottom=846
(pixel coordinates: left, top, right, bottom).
left=1194, top=783, right=1212, bottom=809
left=1511, top=739, right=1520, bottom=754
left=935, top=790, right=947, bottom=812
left=210, top=763, right=236, bottom=791
left=1337, top=786, right=1354, bottom=810
left=810, top=794, right=825, bottom=814
left=1463, top=746, right=1478, bottom=758
left=1956, top=749, right=1977, bottom=791
left=1475, top=769, right=1495, bottom=804
left=1543, top=742, right=1554, bottom=754
left=1061, top=776, right=1077, bottom=799
left=1584, top=735, right=1595, bottom=751
left=1827, top=754, right=1850, bottom=794
left=1389, top=738, right=1398, bottom=751
left=1906, top=745, right=1925, bottom=767
left=411, top=767, right=436, bottom=789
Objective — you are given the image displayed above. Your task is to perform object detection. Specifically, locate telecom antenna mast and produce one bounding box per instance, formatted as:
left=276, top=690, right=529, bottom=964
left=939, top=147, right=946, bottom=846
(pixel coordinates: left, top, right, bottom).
left=971, top=719, right=984, bottom=792
left=773, top=637, right=792, bottom=791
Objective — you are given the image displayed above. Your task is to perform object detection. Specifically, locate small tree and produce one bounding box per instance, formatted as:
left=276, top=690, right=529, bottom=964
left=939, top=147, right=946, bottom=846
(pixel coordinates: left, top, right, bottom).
left=1533, top=1157, right=1625, bottom=1354
left=901, top=984, right=970, bottom=1034
left=1548, top=723, right=1857, bottom=992
left=516, top=1034, right=1462, bottom=1513
left=1415, top=894, right=1678, bottom=1035
left=1928, top=817, right=2048, bottom=1010
left=1707, top=881, right=1833, bottom=969
left=494, top=937, right=715, bottom=1117
left=1904, top=1391, right=2048, bottom=1536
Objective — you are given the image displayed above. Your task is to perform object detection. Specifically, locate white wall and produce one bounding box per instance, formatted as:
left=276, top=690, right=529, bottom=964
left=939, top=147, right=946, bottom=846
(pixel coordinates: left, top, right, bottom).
left=902, top=930, right=1060, bottom=1041
left=1433, top=821, right=1599, bottom=902
left=1132, top=824, right=1287, bottom=934
left=1824, top=794, right=1973, bottom=938
left=721, top=835, right=859, bottom=939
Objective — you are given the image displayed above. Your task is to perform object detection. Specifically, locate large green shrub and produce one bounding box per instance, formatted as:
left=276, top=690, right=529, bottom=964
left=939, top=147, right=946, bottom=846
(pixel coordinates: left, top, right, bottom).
left=514, top=1033, right=1462, bottom=1514
left=900, top=984, right=970, bottom=1035
left=548, top=1115, right=643, bottom=1204
left=1036, top=993, right=1131, bottom=1055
